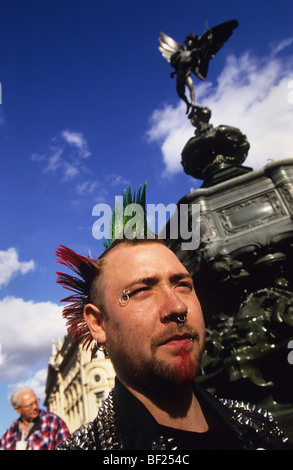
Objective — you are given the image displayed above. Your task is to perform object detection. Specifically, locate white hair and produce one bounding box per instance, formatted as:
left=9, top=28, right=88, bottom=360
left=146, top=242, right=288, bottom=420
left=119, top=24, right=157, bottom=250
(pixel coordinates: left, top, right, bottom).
left=10, top=387, right=34, bottom=407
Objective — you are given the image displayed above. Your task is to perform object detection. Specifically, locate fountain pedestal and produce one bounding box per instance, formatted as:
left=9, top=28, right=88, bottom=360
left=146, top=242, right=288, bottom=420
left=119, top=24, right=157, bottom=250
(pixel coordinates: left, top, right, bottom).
left=165, top=158, right=293, bottom=440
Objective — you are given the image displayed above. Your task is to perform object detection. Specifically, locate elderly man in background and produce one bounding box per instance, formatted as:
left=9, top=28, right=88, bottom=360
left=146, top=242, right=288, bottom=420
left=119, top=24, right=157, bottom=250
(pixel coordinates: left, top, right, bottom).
left=0, top=387, right=70, bottom=450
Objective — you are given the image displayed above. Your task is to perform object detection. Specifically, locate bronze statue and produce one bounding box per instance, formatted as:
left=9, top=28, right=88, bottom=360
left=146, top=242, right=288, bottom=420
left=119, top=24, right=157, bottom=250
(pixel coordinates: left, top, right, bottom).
left=159, top=20, right=238, bottom=115
left=159, top=20, right=249, bottom=184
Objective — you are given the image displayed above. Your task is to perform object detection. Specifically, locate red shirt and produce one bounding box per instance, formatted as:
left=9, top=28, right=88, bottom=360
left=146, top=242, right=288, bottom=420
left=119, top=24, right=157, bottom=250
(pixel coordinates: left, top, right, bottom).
left=0, top=409, right=70, bottom=450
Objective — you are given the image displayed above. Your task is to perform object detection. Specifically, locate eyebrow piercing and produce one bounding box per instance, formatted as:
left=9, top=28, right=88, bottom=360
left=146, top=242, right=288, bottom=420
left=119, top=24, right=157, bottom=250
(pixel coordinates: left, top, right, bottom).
left=119, top=289, right=130, bottom=306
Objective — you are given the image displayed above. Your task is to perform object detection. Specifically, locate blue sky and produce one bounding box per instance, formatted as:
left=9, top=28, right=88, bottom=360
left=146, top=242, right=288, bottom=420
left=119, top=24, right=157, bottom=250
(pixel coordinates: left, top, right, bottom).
left=0, top=0, right=293, bottom=436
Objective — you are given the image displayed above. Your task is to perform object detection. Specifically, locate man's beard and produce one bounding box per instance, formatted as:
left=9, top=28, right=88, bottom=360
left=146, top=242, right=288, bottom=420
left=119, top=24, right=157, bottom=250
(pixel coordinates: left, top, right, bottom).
left=148, top=348, right=201, bottom=387
left=108, top=325, right=204, bottom=391
left=148, top=326, right=204, bottom=388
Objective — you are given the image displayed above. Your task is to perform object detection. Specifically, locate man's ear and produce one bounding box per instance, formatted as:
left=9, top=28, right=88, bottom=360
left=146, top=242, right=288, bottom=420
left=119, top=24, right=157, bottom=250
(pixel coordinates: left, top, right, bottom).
left=83, top=304, right=106, bottom=345
left=14, top=405, right=21, bottom=416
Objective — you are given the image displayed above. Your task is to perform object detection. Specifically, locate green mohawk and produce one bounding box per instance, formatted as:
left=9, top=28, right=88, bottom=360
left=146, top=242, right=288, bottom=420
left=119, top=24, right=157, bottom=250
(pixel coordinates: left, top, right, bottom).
left=103, top=182, right=155, bottom=249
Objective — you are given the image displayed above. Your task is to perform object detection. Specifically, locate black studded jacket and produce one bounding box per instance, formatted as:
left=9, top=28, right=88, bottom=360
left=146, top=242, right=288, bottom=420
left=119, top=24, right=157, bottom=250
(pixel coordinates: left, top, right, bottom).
left=57, top=378, right=292, bottom=450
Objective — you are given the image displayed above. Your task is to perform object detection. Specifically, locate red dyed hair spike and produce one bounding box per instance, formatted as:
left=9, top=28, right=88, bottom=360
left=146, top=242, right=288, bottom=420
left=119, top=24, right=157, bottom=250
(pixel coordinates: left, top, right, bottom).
left=56, top=245, right=99, bottom=356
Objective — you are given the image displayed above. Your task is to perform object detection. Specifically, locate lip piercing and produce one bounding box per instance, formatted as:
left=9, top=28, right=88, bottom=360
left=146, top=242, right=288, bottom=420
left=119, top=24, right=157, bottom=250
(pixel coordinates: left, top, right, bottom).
left=119, top=289, right=130, bottom=306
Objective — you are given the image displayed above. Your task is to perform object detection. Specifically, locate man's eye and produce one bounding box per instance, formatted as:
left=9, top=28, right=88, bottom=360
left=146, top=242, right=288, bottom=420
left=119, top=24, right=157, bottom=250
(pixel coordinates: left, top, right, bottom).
left=176, top=282, right=192, bottom=290
left=130, top=287, right=151, bottom=297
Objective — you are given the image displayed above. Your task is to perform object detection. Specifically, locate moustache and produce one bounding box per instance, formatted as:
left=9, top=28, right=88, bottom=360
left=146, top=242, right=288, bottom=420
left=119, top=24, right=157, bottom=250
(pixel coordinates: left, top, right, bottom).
left=151, top=325, right=201, bottom=350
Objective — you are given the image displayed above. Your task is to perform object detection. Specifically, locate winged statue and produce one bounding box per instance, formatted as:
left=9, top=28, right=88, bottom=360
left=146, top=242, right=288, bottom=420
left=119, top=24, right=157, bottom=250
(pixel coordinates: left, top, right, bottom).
left=159, top=20, right=238, bottom=114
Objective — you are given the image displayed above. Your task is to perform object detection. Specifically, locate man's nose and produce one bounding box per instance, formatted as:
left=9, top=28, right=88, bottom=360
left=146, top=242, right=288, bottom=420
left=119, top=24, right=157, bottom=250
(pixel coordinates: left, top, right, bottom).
left=159, top=287, right=188, bottom=323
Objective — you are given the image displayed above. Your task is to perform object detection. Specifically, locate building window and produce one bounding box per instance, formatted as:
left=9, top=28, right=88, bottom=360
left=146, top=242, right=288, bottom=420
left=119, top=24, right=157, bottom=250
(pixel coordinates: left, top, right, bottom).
left=94, top=374, right=101, bottom=383
left=95, top=391, right=105, bottom=408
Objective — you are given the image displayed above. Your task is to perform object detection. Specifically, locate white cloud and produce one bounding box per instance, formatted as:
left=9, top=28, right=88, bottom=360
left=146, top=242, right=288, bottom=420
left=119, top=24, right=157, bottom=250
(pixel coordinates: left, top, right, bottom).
left=63, top=161, right=80, bottom=179
left=0, top=296, right=66, bottom=383
left=0, top=248, right=66, bottom=402
left=0, top=248, right=35, bottom=288
left=34, top=129, right=91, bottom=181
left=44, top=147, right=63, bottom=173
left=61, top=129, right=91, bottom=159
left=75, top=174, right=131, bottom=200
left=105, top=174, right=131, bottom=187
left=30, top=153, right=45, bottom=162
left=147, top=43, right=293, bottom=176
left=31, top=130, right=131, bottom=199
left=270, top=38, right=293, bottom=57
left=76, top=180, right=99, bottom=196
left=9, top=368, right=48, bottom=404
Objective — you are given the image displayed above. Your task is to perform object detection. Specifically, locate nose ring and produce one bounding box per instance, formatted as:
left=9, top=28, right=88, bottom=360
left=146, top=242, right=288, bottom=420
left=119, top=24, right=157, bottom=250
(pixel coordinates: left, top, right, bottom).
left=177, top=315, right=187, bottom=323
left=165, top=308, right=190, bottom=324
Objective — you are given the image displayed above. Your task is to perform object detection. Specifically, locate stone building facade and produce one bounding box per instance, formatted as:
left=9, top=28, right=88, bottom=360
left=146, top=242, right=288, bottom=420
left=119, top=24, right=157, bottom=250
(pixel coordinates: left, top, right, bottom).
left=45, top=335, right=115, bottom=433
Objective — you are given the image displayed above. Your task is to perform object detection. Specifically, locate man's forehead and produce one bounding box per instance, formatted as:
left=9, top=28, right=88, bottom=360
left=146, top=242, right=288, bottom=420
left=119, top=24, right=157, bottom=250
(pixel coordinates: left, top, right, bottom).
left=106, top=241, right=179, bottom=260
left=20, top=391, right=35, bottom=402
left=102, top=242, right=188, bottom=278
